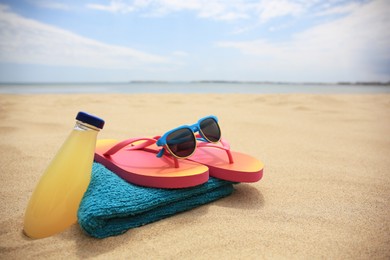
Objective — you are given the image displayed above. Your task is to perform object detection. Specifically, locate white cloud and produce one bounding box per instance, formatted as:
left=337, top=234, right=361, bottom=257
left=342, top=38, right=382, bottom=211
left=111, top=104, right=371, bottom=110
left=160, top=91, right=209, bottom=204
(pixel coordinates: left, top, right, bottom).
left=27, top=0, right=70, bottom=10
left=87, top=0, right=201, bottom=15
left=0, top=4, right=8, bottom=12
left=315, top=2, right=362, bottom=16
left=255, top=0, right=305, bottom=23
left=85, top=0, right=309, bottom=22
left=0, top=5, right=172, bottom=69
left=86, top=1, right=135, bottom=14
left=84, top=0, right=372, bottom=27
left=217, top=0, right=390, bottom=81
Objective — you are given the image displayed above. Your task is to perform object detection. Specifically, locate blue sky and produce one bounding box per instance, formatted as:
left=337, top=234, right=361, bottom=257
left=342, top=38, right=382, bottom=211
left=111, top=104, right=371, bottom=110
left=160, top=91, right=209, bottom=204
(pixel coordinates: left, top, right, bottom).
left=0, top=0, right=389, bottom=82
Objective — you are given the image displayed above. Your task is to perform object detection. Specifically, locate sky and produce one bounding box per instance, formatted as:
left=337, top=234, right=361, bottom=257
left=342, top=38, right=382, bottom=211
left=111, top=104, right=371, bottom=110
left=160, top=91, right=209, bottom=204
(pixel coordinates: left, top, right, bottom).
left=0, top=0, right=389, bottom=83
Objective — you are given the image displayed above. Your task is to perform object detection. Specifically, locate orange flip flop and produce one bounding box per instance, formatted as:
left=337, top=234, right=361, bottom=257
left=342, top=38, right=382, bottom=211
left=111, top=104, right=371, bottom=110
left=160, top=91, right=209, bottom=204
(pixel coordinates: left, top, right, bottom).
left=188, top=137, right=264, bottom=182
left=94, top=138, right=209, bottom=189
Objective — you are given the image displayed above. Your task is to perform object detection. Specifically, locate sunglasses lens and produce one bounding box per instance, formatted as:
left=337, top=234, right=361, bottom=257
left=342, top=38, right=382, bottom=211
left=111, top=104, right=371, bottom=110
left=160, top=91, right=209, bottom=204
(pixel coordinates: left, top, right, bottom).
left=200, top=118, right=221, bottom=142
left=166, top=128, right=196, bottom=158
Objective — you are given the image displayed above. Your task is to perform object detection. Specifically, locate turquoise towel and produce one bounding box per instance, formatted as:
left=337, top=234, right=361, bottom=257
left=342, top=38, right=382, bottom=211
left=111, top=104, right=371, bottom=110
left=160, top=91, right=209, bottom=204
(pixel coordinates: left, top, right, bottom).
left=78, top=162, right=234, bottom=238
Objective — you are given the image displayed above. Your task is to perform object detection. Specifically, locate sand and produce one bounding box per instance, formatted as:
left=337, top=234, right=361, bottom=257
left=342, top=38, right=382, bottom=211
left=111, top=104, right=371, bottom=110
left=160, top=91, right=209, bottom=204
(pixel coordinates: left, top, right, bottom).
left=0, top=93, right=389, bottom=259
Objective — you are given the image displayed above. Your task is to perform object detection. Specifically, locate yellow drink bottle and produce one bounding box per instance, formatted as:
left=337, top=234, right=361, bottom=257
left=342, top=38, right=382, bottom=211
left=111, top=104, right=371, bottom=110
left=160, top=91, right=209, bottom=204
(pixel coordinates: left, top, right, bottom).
left=24, top=112, right=104, bottom=239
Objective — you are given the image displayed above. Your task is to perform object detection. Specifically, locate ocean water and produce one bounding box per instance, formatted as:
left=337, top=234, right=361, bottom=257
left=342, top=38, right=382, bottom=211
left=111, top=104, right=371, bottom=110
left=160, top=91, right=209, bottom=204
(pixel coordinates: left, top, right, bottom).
left=0, top=82, right=389, bottom=94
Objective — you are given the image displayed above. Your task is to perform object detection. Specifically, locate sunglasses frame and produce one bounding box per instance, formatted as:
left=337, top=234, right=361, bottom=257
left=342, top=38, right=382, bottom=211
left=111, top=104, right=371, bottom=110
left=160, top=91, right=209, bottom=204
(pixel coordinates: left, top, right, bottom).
left=156, top=115, right=221, bottom=159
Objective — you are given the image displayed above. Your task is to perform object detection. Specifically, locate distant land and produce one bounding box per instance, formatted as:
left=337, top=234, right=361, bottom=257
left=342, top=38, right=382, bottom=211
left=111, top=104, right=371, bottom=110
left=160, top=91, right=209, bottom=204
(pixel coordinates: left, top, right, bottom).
left=128, top=80, right=390, bottom=86
left=0, top=80, right=389, bottom=86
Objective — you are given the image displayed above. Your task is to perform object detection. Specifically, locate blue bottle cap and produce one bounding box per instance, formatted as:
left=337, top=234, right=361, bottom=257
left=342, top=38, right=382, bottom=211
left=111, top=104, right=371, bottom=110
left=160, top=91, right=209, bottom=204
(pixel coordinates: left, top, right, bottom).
left=76, top=112, right=105, bottom=129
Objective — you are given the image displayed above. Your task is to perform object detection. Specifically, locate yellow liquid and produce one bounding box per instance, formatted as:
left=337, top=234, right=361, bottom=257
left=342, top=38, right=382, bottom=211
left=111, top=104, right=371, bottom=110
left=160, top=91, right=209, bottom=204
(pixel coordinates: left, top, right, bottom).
left=24, top=127, right=98, bottom=239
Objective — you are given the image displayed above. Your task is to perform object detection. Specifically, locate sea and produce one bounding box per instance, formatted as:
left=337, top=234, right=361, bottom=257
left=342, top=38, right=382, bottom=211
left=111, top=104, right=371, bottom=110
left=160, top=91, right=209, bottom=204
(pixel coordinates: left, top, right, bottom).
left=0, top=82, right=389, bottom=94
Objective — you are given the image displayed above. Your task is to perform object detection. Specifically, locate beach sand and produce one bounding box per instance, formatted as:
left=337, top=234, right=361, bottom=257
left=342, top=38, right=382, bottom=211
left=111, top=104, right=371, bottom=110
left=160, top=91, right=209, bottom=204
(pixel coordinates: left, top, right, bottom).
left=0, top=93, right=389, bottom=259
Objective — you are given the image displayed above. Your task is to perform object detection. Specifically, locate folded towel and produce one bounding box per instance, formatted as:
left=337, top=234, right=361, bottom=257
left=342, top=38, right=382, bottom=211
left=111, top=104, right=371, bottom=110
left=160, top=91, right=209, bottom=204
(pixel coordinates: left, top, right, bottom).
left=78, top=162, right=234, bottom=238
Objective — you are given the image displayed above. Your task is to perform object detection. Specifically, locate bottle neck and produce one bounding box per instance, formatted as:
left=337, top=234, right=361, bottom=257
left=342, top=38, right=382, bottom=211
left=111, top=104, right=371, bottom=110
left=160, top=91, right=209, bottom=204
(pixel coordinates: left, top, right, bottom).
left=74, top=121, right=101, bottom=131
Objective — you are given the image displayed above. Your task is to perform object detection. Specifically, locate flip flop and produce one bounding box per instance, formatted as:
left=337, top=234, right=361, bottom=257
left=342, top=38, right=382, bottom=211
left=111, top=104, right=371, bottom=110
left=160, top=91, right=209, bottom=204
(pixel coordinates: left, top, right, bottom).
left=151, top=133, right=263, bottom=183
left=94, top=138, right=209, bottom=189
left=188, top=136, right=264, bottom=183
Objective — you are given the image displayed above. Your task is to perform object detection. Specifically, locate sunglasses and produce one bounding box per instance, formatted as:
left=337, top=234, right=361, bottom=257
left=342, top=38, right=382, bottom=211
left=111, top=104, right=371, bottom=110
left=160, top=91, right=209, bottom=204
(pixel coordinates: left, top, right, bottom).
left=156, top=115, right=221, bottom=159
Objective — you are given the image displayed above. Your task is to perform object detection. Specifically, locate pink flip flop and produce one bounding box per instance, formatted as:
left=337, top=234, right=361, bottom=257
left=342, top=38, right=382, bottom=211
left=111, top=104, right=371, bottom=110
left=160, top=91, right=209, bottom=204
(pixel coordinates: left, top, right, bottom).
left=94, top=138, right=209, bottom=188
left=188, top=136, right=264, bottom=182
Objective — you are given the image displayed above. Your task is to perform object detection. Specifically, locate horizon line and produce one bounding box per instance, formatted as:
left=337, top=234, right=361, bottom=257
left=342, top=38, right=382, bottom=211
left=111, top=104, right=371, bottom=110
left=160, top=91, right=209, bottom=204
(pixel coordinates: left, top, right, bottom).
left=0, top=80, right=390, bottom=86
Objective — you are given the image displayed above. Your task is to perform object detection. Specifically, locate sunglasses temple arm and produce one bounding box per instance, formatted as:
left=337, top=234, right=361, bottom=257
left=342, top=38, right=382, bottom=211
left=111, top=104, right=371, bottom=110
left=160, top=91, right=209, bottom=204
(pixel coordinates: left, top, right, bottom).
left=156, top=148, right=165, bottom=158
left=156, top=147, right=180, bottom=168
